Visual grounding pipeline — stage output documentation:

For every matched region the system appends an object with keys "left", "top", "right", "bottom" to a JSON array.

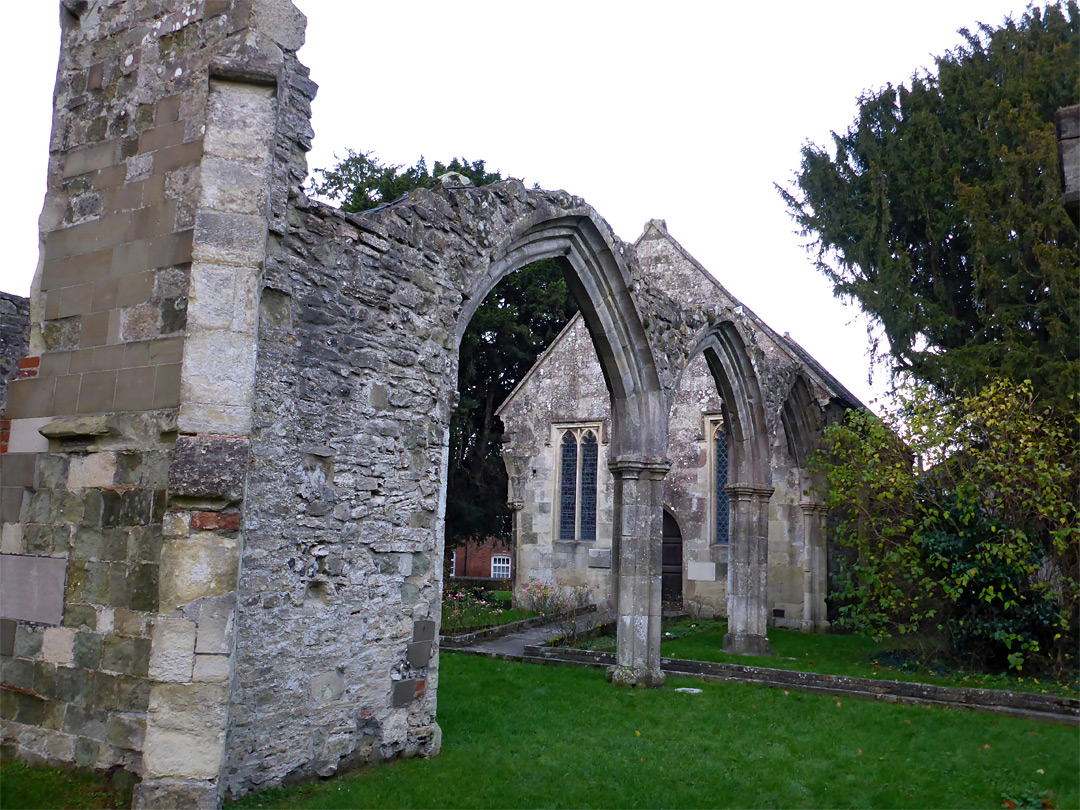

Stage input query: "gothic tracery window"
[
  {"left": 557, "top": 426, "right": 599, "bottom": 541},
  {"left": 712, "top": 419, "right": 730, "bottom": 545}
]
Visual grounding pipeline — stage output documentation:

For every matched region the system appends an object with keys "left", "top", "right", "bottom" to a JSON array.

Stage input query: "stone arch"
[
  {"left": 781, "top": 375, "right": 829, "bottom": 629},
  {"left": 455, "top": 208, "right": 668, "bottom": 686},
  {"left": 682, "top": 320, "right": 772, "bottom": 654}
]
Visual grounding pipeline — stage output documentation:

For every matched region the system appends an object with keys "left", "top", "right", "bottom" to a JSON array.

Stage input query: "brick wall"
[{"left": 451, "top": 537, "right": 512, "bottom": 579}]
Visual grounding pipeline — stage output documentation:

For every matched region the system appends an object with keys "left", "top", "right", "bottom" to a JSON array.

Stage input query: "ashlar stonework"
[{"left": 1, "top": 1, "right": 858, "bottom": 807}]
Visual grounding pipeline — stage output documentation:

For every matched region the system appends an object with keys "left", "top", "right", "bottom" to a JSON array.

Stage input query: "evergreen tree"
[{"left": 780, "top": 2, "right": 1079, "bottom": 413}]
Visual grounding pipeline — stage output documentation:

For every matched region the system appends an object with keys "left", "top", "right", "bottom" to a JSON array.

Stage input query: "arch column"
[
  {"left": 723, "top": 483, "right": 774, "bottom": 655},
  {"left": 607, "top": 455, "right": 670, "bottom": 687},
  {"left": 799, "top": 501, "right": 829, "bottom": 632}
]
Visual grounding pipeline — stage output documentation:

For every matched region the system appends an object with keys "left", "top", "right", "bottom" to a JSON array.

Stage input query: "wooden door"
[{"left": 662, "top": 510, "right": 683, "bottom": 606}]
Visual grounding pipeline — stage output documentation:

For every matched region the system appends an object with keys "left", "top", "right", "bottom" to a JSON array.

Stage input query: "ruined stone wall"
[
  {"left": 230, "top": 179, "right": 660, "bottom": 793},
  {"left": 1, "top": 1, "right": 313, "bottom": 806},
  {"left": 0, "top": 292, "right": 31, "bottom": 419},
  {"left": 1, "top": 1, "right": 237, "bottom": 784}
]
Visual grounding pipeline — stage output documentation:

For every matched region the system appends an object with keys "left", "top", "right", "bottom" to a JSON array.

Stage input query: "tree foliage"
[
  {"left": 781, "top": 3, "right": 1079, "bottom": 412},
  {"left": 310, "top": 149, "right": 503, "bottom": 214},
  {"left": 815, "top": 379, "right": 1078, "bottom": 674},
  {"left": 311, "top": 150, "right": 577, "bottom": 548}
]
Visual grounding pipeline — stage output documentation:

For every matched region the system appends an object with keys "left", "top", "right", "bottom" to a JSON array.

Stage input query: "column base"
[
  {"left": 606, "top": 664, "right": 666, "bottom": 688},
  {"left": 722, "top": 631, "right": 770, "bottom": 656}
]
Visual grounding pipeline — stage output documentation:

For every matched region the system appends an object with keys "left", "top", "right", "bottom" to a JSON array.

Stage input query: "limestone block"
[
  {"left": 687, "top": 561, "right": 715, "bottom": 581},
  {"left": 199, "top": 158, "right": 269, "bottom": 218},
  {"left": 68, "top": 453, "right": 117, "bottom": 489},
  {"left": 159, "top": 533, "right": 241, "bottom": 613},
  {"left": 192, "top": 653, "right": 230, "bottom": 682},
  {"left": 192, "top": 210, "right": 268, "bottom": 268},
  {"left": 7, "top": 418, "right": 51, "bottom": 454},
  {"left": 186, "top": 262, "right": 259, "bottom": 334},
  {"left": 41, "top": 627, "right": 76, "bottom": 665},
  {"left": 194, "top": 596, "right": 235, "bottom": 655},
  {"left": 143, "top": 682, "right": 229, "bottom": 779},
  {"left": 177, "top": 331, "right": 257, "bottom": 434},
  {"left": 148, "top": 618, "right": 196, "bottom": 682},
  {"left": 1, "top": 523, "right": 25, "bottom": 554},
  {"left": 204, "top": 82, "right": 277, "bottom": 162}
]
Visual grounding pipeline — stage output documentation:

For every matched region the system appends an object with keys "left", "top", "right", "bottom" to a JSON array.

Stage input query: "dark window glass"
[
  {"left": 715, "top": 427, "right": 730, "bottom": 545},
  {"left": 580, "top": 431, "right": 598, "bottom": 541},
  {"left": 559, "top": 431, "right": 578, "bottom": 540}
]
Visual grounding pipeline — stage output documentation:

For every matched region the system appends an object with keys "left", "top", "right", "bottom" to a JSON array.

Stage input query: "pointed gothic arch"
[
  {"left": 456, "top": 209, "right": 669, "bottom": 686},
  {"left": 682, "top": 320, "right": 773, "bottom": 655}
]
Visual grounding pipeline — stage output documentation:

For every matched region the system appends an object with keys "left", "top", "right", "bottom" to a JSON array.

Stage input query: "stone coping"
[
  {"left": 439, "top": 605, "right": 597, "bottom": 649},
  {"left": 496, "top": 645, "right": 1080, "bottom": 725}
]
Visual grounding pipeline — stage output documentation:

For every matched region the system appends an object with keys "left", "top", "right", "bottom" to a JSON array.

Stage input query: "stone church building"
[{"left": 499, "top": 220, "right": 863, "bottom": 628}]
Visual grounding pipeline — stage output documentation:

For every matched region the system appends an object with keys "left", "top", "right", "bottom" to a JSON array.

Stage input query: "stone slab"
[
  {"left": 687, "top": 561, "right": 716, "bottom": 581},
  {"left": 0, "top": 554, "right": 68, "bottom": 625}
]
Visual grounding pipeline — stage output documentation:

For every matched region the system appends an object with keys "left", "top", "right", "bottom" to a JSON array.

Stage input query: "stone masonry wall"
[
  {"left": 229, "top": 179, "right": 670, "bottom": 793},
  {"left": 498, "top": 315, "right": 615, "bottom": 606},
  {"left": 2, "top": 1, "right": 234, "bottom": 783},
  {"left": 1, "top": 2, "right": 310, "bottom": 806},
  {"left": 0, "top": 293, "right": 31, "bottom": 417}
]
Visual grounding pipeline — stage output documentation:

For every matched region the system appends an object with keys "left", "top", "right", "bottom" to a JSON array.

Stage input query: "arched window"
[
  {"left": 712, "top": 420, "right": 730, "bottom": 545},
  {"left": 557, "top": 427, "right": 599, "bottom": 541}
]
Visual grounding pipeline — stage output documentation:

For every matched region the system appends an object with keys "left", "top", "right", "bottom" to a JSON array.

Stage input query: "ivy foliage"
[
  {"left": 780, "top": 3, "right": 1079, "bottom": 413},
  {"left": 815, "top": 379, "right": 1078, "bottom": 674},
  {"left": 311, "top": 150, "right": 577, "bottom": 547}
]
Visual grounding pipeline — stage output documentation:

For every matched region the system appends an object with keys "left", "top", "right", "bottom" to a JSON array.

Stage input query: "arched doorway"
[{"left": 661, "top": 509, "right": 683, "bottom": 606}]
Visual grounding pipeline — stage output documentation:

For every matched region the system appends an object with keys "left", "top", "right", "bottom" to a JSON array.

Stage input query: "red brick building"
[{"left": 448, "top": 537, "right": 512, "bottom": 580}]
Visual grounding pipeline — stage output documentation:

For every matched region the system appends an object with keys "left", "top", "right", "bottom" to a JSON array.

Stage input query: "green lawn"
[
  {"left": 225, "top": 653, "right": 1080, "bottom": 809},
  {"left": 0, "top": 761, "right": 131, "bottom": 809},
  {"left": 4, "top": 654, "right": 1077, "bottom": 809},
  {"left": 581, "top": 618, "right": 1079, "bottom": 698}
]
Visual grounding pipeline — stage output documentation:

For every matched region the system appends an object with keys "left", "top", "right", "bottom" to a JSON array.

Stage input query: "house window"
[
  {"left": 491, "top": 555, "right": 511, "bottom": 579},
  {"left": 712, "top": 419, "right": 730, "bottom": 545},
  {"left": 449, "top": 550, "right": 457, "bottom": 577},
  {"left": 557, "top": 426, "right": 599, "bottom": 541}
]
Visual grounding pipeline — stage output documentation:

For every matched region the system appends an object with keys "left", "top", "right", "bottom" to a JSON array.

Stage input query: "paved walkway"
[{"left": 453, "top": 611, "right": 614, "bottom": 657}]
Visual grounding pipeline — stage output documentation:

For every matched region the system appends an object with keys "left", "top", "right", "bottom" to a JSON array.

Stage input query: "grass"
[
  {"left": 225, "top": 653, "right": 1079, "bottom": 809},
  {"left": 0, "top": 761, "right": 132, "bottom": 809},
  {"left": 579, "top": 618, "right": 1080, "bottom": 698},
  {"left": 4, "top": 654, "right": 1077, "bottom": 809}
]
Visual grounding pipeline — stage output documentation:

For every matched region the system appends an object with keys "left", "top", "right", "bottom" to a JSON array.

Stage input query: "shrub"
[{"left": 815, "top": 379, "right": 1078, "bottom": 675}]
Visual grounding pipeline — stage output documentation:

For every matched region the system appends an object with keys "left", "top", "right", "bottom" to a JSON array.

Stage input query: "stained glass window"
[
  {"left": 715, "top": 424, "right": 730, "bottom": 545},
  {"left": 559, "top": 431, "right": 578, "bottom": 540},
  {"left": 580, "top": 431, "right": 598, "bottom": 541}
]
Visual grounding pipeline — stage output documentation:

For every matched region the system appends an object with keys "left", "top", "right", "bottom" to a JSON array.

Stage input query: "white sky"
[{"left": 1, "top": 1, "right": 1038, "bottom": 410}]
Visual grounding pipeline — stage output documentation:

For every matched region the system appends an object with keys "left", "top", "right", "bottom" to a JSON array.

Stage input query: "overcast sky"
[{"left": 2, "top": 1, "right": 1038, "bottom": 410}]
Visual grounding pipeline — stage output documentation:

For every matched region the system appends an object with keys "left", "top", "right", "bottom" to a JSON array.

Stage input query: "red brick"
[{"left": 190, "top": 511, "right": 242, "bottom": 531}]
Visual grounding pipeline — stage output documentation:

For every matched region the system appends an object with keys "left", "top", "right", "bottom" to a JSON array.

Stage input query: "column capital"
[
  {"left": 798, "top": 499, "right": 826, "bottom": 515},
  {"left": 726, "top": 483, "right": 774, "bottom": 501},
  {"left": 508, "top": 500, "right": 525, "bottom": 512},
  {"left": 607, "top": 455, "right": 672, "bottom": 480}
]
